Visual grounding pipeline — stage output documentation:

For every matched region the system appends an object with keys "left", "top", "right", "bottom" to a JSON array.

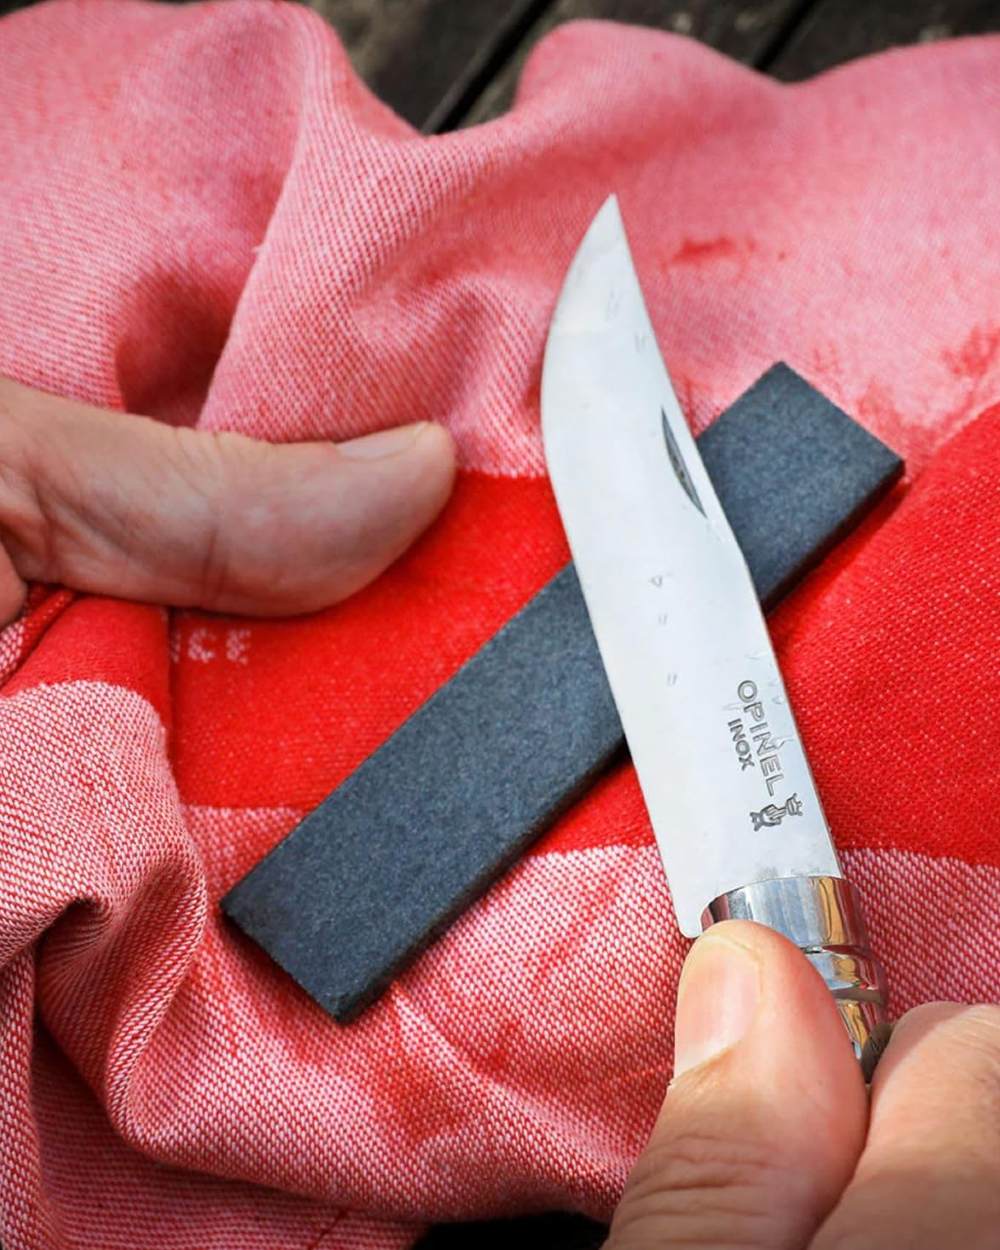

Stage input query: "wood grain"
[
  {"left": 459, "top": 0, "right": 807, "bottom": 126},
  {"left": 306, "top": 0, "right": 549, "bottom": 131},
  {"left": 767, "top": 0, "right": 1000, "bottom": 80}
]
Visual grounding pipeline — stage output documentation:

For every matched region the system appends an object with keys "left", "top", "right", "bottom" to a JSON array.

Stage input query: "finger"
[
  {"left": 0, "top": 379, "right": 455, "bottom": 620},
  {"left": 812, "top": 1002, "right": 1000, "bottom": 1249},
  {"left": 0, "top": 542, "right": 27, "bottom": 624},
  {"left": 607, "top": 920, "right": 868, "bottom": 1250}
]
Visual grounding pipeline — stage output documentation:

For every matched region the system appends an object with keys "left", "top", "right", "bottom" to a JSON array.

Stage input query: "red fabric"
[{"left": 1, "top": 2, "right": 998, "bottom": 1246}]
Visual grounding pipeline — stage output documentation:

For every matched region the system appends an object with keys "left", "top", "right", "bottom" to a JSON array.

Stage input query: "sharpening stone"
[{"left": 222, "top": 363, "right": 903, "bottom": 1022}]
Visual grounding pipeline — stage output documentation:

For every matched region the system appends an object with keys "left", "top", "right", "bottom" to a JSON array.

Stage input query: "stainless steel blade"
[{"left": 541, "top": 196, "right": 842, "bottom": 937}]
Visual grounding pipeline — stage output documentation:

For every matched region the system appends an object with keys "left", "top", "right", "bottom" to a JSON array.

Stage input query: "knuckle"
[
  {"left": 945, "top": 1006, "right": 1000, "bottom": 1138},
  {"left": 953, "top": 1003, "right": 1000, "bottom": 1056},
  {"left": 167, "top": 428, "right": 243, "bottom": 607},
  {"left": 812, "top": 1172, "right": 1000, "bottom": 1250},
  {"left": 612, "top": 1127, "right": 791, "bottom": 1248},
  {"left": 907, "top": 1003, "right": 1000, "bottom": 1112},
  {"left": 643, "top": 1126, "right": 780, "bottom": 1193},
  {"left": 809, "top": 1172, "right": 902, "bottom": 1250},
  {"left": 940, "top": 1005, "right": 1000, "bottom": 1150}
]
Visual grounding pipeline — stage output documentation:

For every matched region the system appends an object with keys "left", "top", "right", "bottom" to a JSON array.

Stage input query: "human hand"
[
  {"left": 608, "top": 920, "right": 1000, "bottom": 1249},
  {"left": 0, "top": 378, "right": 454, "bottom": 624}
]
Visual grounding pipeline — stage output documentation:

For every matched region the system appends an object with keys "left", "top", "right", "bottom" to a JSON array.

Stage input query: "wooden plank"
[
  {"left": 460, "top": 0, "right": 808, "bottom": 127},
  {"left": 767, "top": 0, "right": 1000, "bottom": 80},
  {"left": 306, "top": 0, "right": 549, "bottom": 131},
  {"left": 0, "top": 0, "right": 549, "bottom": 133}
]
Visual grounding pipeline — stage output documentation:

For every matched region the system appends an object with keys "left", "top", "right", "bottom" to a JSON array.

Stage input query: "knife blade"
[{"left": 541, "top": 196, "right": 889, "bottom": 1074}]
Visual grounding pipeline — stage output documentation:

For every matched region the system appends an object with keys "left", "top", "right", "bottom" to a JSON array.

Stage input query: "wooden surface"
[
  {"left": 307, "top": 0, "right": 549, "bottom": 132},
  {"left": 462, "top": 0, "right": 807, "bottom": 125},
  {"left": 769, "top": 0, "right": 1000, "bottom": 78},
  {"left": 303, "top": 0, "right": 1000, "bottom": 130}
]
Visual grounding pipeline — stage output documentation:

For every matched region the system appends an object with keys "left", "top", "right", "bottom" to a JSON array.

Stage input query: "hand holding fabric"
[{"left": 0, "top": 377, "right": 455, "bottom": 623}]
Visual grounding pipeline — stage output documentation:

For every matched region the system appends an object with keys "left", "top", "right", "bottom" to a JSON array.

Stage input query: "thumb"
[
  {"left": 608, "top": 920, "right": 869, "bottom": 1250},
  {"left": 0, "top": 379, "right": 455, "bottom": 620}
]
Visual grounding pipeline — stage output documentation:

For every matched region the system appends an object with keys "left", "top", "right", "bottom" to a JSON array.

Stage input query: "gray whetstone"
[{"left": 223, "top": 364, "right": 903, "bottom": 1021}]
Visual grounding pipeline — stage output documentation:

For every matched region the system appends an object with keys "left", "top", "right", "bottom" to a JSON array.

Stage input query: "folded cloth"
[{"left": 0, "top": 2, "right": 998, "bottom": 1247}]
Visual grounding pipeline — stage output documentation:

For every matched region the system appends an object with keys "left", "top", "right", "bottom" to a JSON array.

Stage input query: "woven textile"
[{"left": 0, "top": 3, "right": 998, "bottom": 1246}]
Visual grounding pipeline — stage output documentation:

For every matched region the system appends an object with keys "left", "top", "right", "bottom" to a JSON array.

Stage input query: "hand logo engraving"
[{"left": 750, "top": 793, "right": 803, "bottom": 830}]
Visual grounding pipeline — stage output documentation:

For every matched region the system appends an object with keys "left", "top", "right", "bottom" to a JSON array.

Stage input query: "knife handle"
[{"left": 702, "top": 876, "right": 891, "bottom": 1080}]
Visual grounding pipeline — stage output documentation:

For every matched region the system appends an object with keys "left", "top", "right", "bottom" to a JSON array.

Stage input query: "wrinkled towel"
[{"left": 1, "top": 2, "right": 998, "bottom": 1247}]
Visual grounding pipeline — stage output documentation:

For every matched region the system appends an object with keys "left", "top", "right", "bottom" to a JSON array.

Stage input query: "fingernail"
[
  {"left": 338, "top": 423, "right": 427, "bottom": 460},
  {"left": 673, "top": 933, "right": 761, "bottom": 1077}
]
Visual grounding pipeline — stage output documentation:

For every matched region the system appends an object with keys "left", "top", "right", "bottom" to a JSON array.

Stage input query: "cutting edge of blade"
[{"left": 540, "top": 194, "right": 624, "bottom": 435}]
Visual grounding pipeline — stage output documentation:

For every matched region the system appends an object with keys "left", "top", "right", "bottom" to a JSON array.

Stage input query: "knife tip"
[{"left": 593, "top": 191, "right": 621, "bottom": 229}]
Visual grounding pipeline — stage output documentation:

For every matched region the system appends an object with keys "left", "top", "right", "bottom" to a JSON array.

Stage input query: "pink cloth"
[{"left": 1, "top": 2, "right": 998, "bottom": 1247}]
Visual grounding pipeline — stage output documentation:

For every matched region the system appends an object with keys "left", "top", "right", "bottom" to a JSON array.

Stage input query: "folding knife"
[{"left": 541, "top": 196, "right": 890, "bottom": 1075}]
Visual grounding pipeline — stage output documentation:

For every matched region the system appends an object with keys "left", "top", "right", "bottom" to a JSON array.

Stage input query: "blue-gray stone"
[{"left": 222, "top": 363, "right": 903, "bottom": 1021}]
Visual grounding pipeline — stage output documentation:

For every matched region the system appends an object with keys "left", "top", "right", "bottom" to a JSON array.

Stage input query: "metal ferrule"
[{"left": 702, "top": 876, "right": 891, "bottom": 1080}]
